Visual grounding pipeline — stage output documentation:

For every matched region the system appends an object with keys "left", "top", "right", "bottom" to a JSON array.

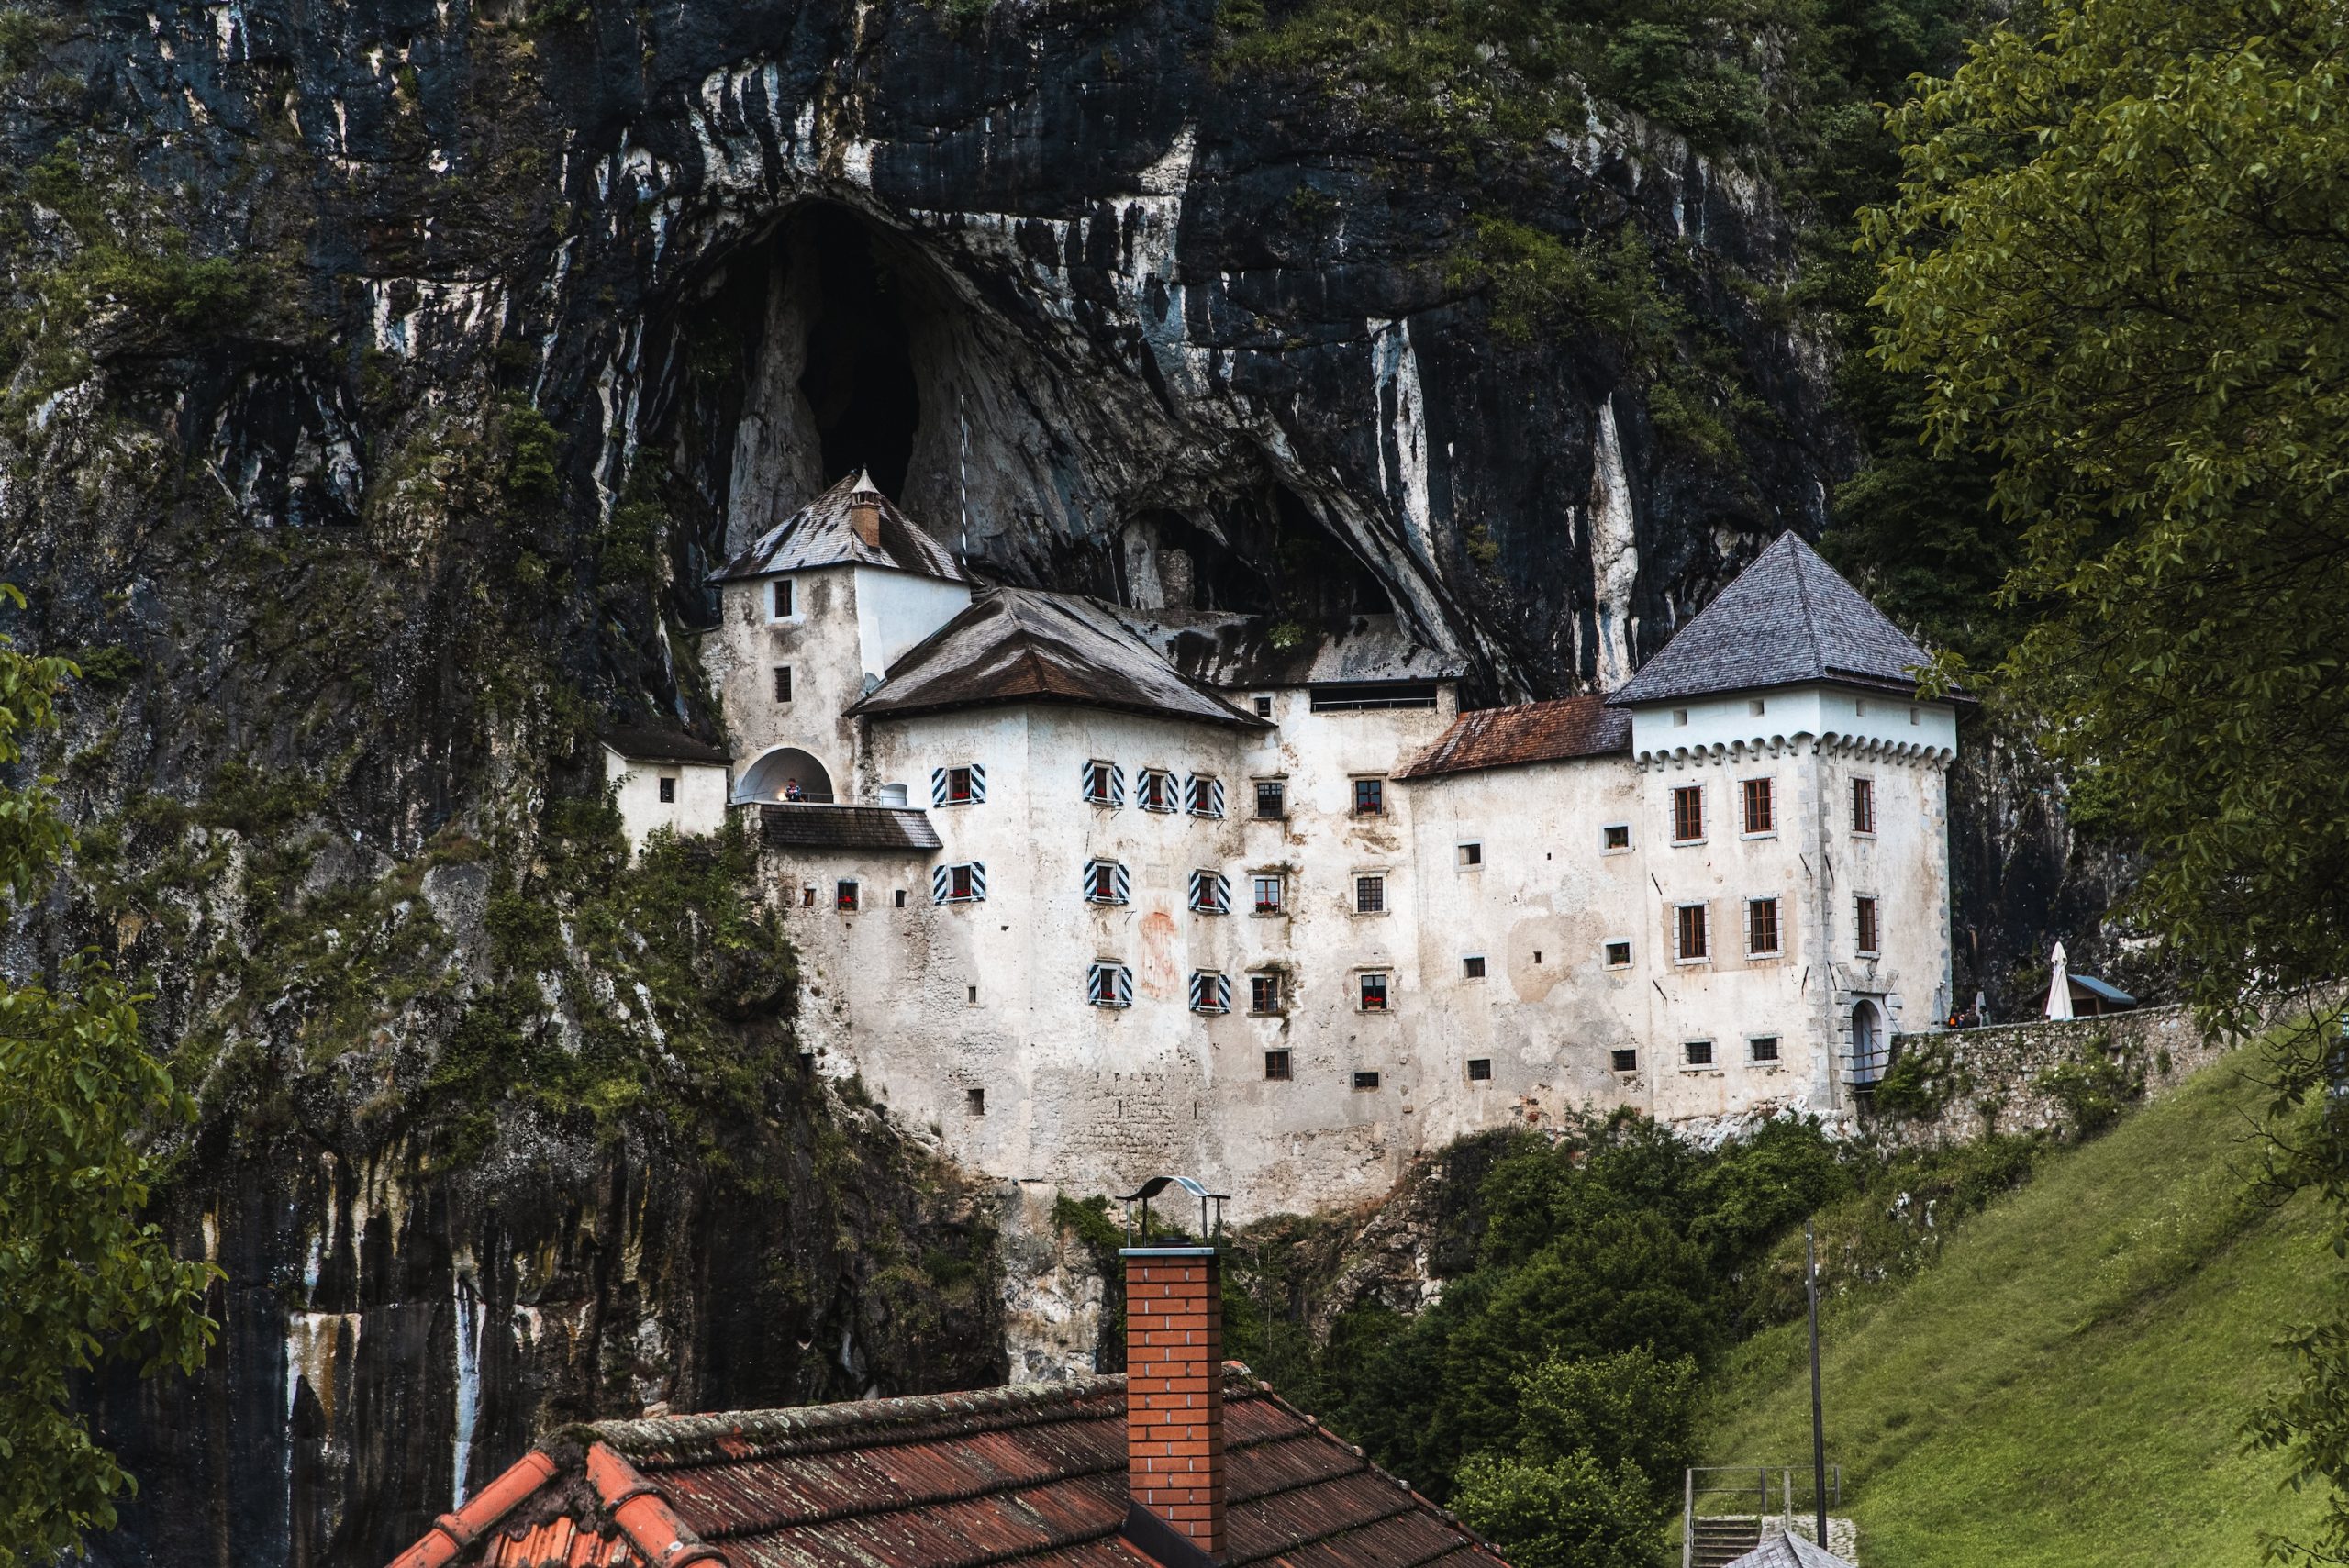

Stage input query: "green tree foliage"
[
  {"left": 0, "top": 591, "right": 217, "bottom": 1563},
  {"left": 1861, "top": 2, "right": 2349, "bottom": 1556},
  {"left": 1452, "top": 1448, "right": 1664, "bottom": 1568}
]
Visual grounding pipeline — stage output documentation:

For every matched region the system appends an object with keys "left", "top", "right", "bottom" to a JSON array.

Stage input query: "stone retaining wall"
[{"left": 1873, "top": 1004, "right": 2224, "bottom": 1147}]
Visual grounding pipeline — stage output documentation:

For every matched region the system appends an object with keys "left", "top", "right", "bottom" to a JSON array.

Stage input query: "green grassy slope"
[{"left": 1703, "top": 1053, "right": 2336, "bottom": 1567}]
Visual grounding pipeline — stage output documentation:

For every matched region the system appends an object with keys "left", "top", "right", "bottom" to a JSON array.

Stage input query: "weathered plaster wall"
[{"left": 603, "top": 749, "right": 731, "bottom": 851}]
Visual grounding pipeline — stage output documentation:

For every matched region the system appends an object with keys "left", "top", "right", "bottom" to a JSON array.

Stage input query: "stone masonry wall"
[{"left": 1873, "top": 1005, "right": 2223, "bottom": 1148}]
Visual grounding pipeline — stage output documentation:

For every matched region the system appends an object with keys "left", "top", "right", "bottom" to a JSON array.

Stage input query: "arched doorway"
[
  {"left": 1850, "top": 1000, "right": 1887, "bottom": 1086},
  {"left": 738, "top": 747, "right": 836, "bottom": 804}
]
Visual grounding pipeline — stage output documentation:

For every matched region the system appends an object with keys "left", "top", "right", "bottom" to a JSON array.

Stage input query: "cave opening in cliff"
[
  {"left": 1270, "top": 484, "right": 1393, "bottom": 617},
  {"left": 794, "top": 205, "right": 922, "bottom": 497}
]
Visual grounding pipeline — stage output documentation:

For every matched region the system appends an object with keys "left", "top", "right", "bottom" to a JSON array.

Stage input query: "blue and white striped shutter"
[
  {"left": 931, "top": 865, "right": 951, "bottom": 903},
  {"left": 930, "top": 768, "right": 948, "bottom": 806},
  {"left": 1209, "top": 778, "right": 1226, "bottom": 817},
  {"left": 1081, "top": 760, "right": 1099, "bottom": 803},
  {"left": 1212, "top": 873, "right": 1229, "bottom": 912},
  {"left": 1113, "top": 862, "right": 1131, "bottom": 904},
  {"left": 1187, "top": 869, "right": 1205, "bottom": 908},
  {"left": 969, "top": 764, "right": 986, "bottom": 803},
  {"left": 1112, "top": 764, "right": 1126, "bottom": 806},
  {"left": 1115, "top": 965, "right": 1133, "bottom": 1006},
  {"left": 1212, "top": 973, "right": 1230, "bottom": 1011},
  {"left": 968, "top": 862, "right": 985, "bottom": 899}
]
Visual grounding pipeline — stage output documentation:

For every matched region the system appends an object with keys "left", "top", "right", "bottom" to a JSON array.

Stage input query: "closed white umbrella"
[{"left": 2043, "top": 941, "right": 2074, "bottom": 1021}]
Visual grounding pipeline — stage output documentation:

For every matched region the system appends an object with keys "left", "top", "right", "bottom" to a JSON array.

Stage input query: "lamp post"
[{"left": 1807, "top": 1217, "right": 1829, "bottom": 1551}]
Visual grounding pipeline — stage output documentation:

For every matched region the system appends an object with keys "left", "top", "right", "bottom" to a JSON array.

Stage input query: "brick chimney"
[
  {"left": 847, "top": 474, "right": 884, "bottom": 550},
  {"left": 1122, "top": 1244, "right": 1226, "bottom": 1564}
]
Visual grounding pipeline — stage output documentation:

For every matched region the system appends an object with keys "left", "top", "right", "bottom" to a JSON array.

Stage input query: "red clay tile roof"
[
  {"left": 389, "top": 1370, "right": 1501, "bottom": 1568},
  {"left": 1392, "top": 695, "right": 1630, "bottom": 781}
]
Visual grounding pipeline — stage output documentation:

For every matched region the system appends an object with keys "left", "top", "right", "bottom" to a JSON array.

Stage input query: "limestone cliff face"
[{"left": 0, "top": 0, "right": 2096, "bottom": 1562}]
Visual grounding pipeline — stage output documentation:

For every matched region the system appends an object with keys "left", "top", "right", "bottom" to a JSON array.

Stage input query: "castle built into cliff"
[{"left": 602, "top": 475, "right": 1960, "bottom": 1217}]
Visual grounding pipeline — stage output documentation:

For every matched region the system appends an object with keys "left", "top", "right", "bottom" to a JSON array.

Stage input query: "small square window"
[
  {"left": 1354, "top": 873, "right": 1386, "bottom": 914},
  {"left": 657, "top": 776, "right": 676, "bottom": 804},
  {"left": 1252, "top": 874, "right": 1286, "bottom": 915},
  {"left": 1083, "top": 761, "right": 1119, "bottom": 806},
  {"left": 1255, "top": 780, "right": 1286, "bottom": 819},
  {"left": 1742, "top": 776, "right": 1775, "bottom": 835},
  {"left": 770, "top": 578, "right": 794, "bottom": 618},
  {"left": 1672, "top": 785, "right": 1704, "bottom": 843},
  {"left": 1353, "top": 1071, "right": 1381, "bottom": 1090},
  {"left": 1359, "top": 973, "right": 1389, "bottom": 1011},
  {"left": 1264, "top": 1049, "right": 1292, "bottom": 1080},
  {"left": 773, "top": 665, "right": 793, "bottom": 703},
  {"left": 1603, "top": 823, "right": 1631, "bottom": 851},
  {"left": 1855, "top": 895, "right": 1881, "bottom": 955},
  {"left": 1467, "top": 1058, "right": 1493, "bottom": 1082},
  {"left": 1672, "top": 708, "right": 1689, "bottom": 727},
  {"left": 944, "top": 767, "right": 976, "bottom": 805},
  {"left": 1190, "top": 971, "right": 1231, "bottom": 1014},
  {"left": 1910, "top": 706, "right": 1921, "bottom": 725},
  {"left": 1611, "top": 1048, "right": 1639, "bottom": 1073},
  {"left": 1186, "top": 774, "right": 1224, "bottom": 817},
  {"left": 1748, "top": 897, "right": 1781, "bottom": 956},
  {"left": 1353, "top": 777, "right": 1386, "bottom": 816},
  {"left": 836, "top": 880, "right": 859, "bottom": 912},
  {"left": 1685, "top": 1040, "right": 1715, "bottom": 1067},
  {"left": 1853, "top": 777, "right": 1876, "bottom": 835},
  {"left": 1676, "top": 903, "right": 1709, "bottom": 962},
  {"left": 1458, "top": 841, "right": 1482, "bottom": 867},
  {"left": 1138, "top": 769, "right": 1175, "bottom": 812},
  {"left": 966, "top": 1087, "right": 985, "bottom": 1116},
  {"left": 1750, "top": 1036, "right": 1781, "bottom": 1063},
  {"left": 1250, "top": 973, "right": 1285, "bottom": 1015},
  {"left": 895, "top": 889, "right": 907, "bottom": 908},
  {"left": 1750, "top": 698, "right": 1765, "bottom": 717},
  {"left": 1604, "top": 940, "right": 1631, "bottom": 968},
  {"left": 1087, "top": 962, "right": 1132, "bottom": 1008},
  {"left": 801, "top": 885, "right": 816, "bottom": 908},
  {"left": 1463, "top": 954, "right": 1486, "bottom": 980},
  {"left": 946, "top": 865, "right": 978, "bottom": 901},
  {"left": 1254, "top": 695, "right": 1274, "bottom": 718}
]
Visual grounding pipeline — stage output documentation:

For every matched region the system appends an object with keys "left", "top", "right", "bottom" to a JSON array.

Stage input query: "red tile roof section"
[
  {"left": 388, "top": 1451, "right": 562, "bottom": 1568},
  {"left": 387, "top": 1372, "right": 1502, "bottom": 1568},
  {"left": 1392, "top": 695, "right": 1630, "bottom": 781}
]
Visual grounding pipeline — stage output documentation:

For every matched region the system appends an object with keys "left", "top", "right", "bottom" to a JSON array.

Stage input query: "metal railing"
[{"left": 1681, "top": 1465, "right": 1841, "bottom": 1568}]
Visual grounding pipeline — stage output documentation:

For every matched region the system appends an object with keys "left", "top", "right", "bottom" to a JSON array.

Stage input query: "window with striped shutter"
[
  {"left": 932, "top": 862, "right": 986, "bottom": 903},
  {"left": 932, "top": 765, "right": 985, "bottom": 806},
  {"left": 1087, "top": 962, "right": 1133, "bottom": 1008},
  {"left": 1081, "top": 760, "right": 1124, "bottom": 806},
  {"left": 1083, "top": 860, "right": 1130, "bottom": 905},
  {"left": 1187, "top": 871, "right": 1230, "bottom": 915},
  {"left": 1137, "top": 770, "right": 1175, "bottom": 812},
  {"left": 1186, "top": 775, "right": 1225, "bottom": 817},
  {"left": 1189, "top": 972, "right": 1230, "bottom": 1014}
]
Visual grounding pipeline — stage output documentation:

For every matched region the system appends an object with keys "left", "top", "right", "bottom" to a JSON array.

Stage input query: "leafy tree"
[
  {"left": 1862, "top": 1, "right": 2349, "bottom": 1556},
  {"left": 1510, "top": 1349, "right": 1701, "bottom": 1499},
  {"left": 1452, "top": 1448, "right": 1666, "bottom": 1568},
  {"left": 0, "top": 593, "right": 217, "bottom": 1562}
]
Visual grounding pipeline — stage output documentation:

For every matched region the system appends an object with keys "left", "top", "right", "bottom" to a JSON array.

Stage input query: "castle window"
[
  {"left": 1852, "top": 777, "right": 1876, "bottom": 835},
  {"left": 1672, "top": 709, "right": 1689, "bottom": 727},
  {"left": 895, "top": 889, "right": 907, "bottom": 908},
  {"left": 933, "top": 765, "right": 985, "bottom": 806},
  {"left": 1467, "top": 1058, "right": 1492, "bottom": 1082},
  {"left": 1086, "top": 962, "right": 1134, "bottom": 1008},
  {"left": 1685, "top": 1040, "right": 1715, "bottom": 1067},
  {"left": 1358, "top": 973, "right": 1389, "bottom": 1012},
  {"left": 1313, "top": 683, "right": 1437, "bottom": 711},
  {"left": 1675, "top": 903, "right": 1709, "bottom": 962},
  {"left": 801, "top": 886, "right": 816, "bottom": 907},
  {"left": 1603, "top": 823, "right": 1631, "bottom": 851},
  {"left": 1605, "top": 940, "right": 1632, "bottom": 968},
  {"left": 1189, "top": 971, "right": 1231, "bottom": 1014},
  {"left": 836, "top": 880, "right": 859, "bottom": 912},
  {"left": 966, "top": 1087, "right": 985, "bottom": 1116},
  {"left": 1137, "top": 769, "right": 1177, "bottom": 812},
  {"left": 1458, "top": 841, "right": 1482, "bottom": 867},
  {"left": 1252, "top": 874, "right": 1286, "bottom": 915},
  {"left": 932, "top": 862, "right": 986, "bottom": 904},
  {"left": 1354, "top": 874, "right": 1386, "bottom": 914},
  {"left": 1084, "top": 860, "right": 1131, "bottom": 906},
  {"left": 1742, "top": 777, "right": 1775, "bottom": 835},
  {"left": 1855, "top": 895, "right": 1881, "bottom": 955},
  {"left": 1747, "top": 897, "right": 1781, "bottom": 956},
  {"left": 1463, "top": 954, "right": 1486, "bottom": 980},
  {"left": 1250, "top": 973, "right": 1285, "bottom": 1015},
  {"left": 1081, "top": 760, "right": 1124, "bottom": 806},
  {"left": 1264, "top": 1049, "right": 1292, "bottom": 1080},
  {"left": 1352, "top": 1071, "right": 1381, "bottom": 1090},
  {"left": 1353, "top": 777, "right": 1386, "bottom": 816},
  {"left": 1611, "top": 1049, "right": 1639, "bottom": 1073},
  {"left": 770, "top": 578, "right": 794, "bottom": 619},
  {"left": 1254, "top": 695, "right": 1275, "bottom": 718},
  {"left": 1186, "top": 774, "right": 1226, "bottom": 817},
  {"left": 1749, "top": 1036, "right": 1781, "bottom": 1063},
  {"left": 657, "top": 776, "right": 676, "bottom": 804},
  {"left": 1188, "top": 870, "right": 1230, "bottom": 915},
  {"left": 773, "top": 665, "right": 793, "bottom": 704},
  {"left": 1254, "top": 779, "right": 1286, "bottom": 819},
  {"left": 1672, "top": 785, "right": 1704, "bottom": 843},
  {"left": 1750, "top": 698, "right": 1766, "bottom": 717}
]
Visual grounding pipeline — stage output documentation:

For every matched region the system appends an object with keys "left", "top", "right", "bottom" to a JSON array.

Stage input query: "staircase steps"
[{"left": 1689, "top": 1517, "right": 1764, "bottom": 1568}]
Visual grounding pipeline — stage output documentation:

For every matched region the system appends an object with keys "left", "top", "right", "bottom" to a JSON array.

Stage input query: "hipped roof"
[
  {"left": 710, "top": 473, "right": 970, "bottom": 585},
  {"left": 1609, "top": 532, "right": 1939, "bottom": 707},
  {"left": 852, "top": 589, "right": 1267, "bottom": 729},
  {"left": 385, "top": 1368, "right": 1504, "bottom": 1568}
]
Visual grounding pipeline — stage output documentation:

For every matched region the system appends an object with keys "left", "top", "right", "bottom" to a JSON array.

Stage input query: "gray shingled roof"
[
  {"left": 758, "top": 804, "right": 943, "bottom": 851},
  {"left": 850, "top": 589, "right": 1268, "bottom": 728},
  {"left": 600, "top": 726, "right": 732, "bottom": 765},
  {"left": 709, "top": 473, "right": 970, "bottom": 585},
  {"left": 1726, "top": 1530, "right": 1854, "bottom": 1568},
  {"left": 1609, "top": 532, "right": 1932, "bottom": 707}
]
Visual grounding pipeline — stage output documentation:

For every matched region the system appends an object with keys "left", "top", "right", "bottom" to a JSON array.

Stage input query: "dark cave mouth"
[{"left": 792, "top": 205, "right": 923, "bottom": 497}]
